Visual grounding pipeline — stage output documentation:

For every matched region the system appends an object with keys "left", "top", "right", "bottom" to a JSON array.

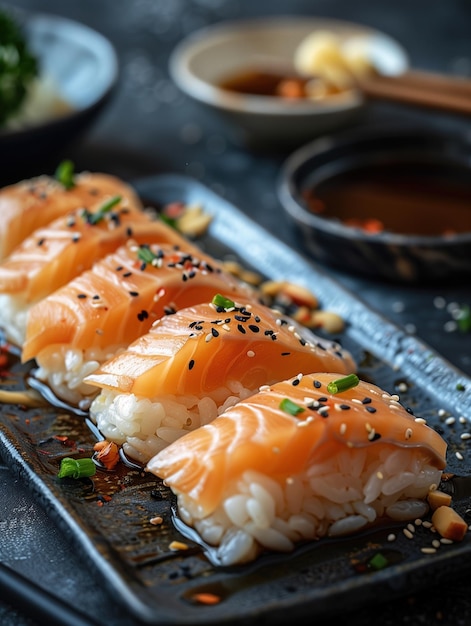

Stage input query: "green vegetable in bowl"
[{"left": 0, "top": 10, "right": 38, "bottom": 126}]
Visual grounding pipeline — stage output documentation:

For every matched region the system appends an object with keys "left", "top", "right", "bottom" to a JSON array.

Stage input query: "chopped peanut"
[
  {"left": 310, "top": 310, "right": 345, "bottom": 334},
  {"left": 431, "top": 506, "right": 468, "bottom": 542},
  {"left": 279, "top": 282, "right": 319, "bottom": 309},
  {"left": 176, "top": 204, "right": 213, "bottom": 237},
  {"left": 427, "top": 489, "right": 452, "bottom": 511}
]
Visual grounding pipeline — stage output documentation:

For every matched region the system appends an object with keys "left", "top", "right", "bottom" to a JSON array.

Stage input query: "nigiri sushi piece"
[
  {"left": 148, "top": 372, "right": 447, "bottom": 565},
  {"left": 22, "top": 246, "right": 257, "bottom": 406},
  {"left": 85, "top": 297, "right": 355, "bottom": 463},
  {"left": 0, "top": 169, "right": 142, "bottom": 260},
  {"left": 0, "top": 197, "right": 202, "bottom": 347}
]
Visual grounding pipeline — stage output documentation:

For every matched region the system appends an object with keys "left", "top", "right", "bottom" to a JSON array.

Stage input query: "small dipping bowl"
[
  {"left": 169, "top": 16, "right": 408, "bottom": 147},
  {"left": 278, "top": 127, "right": 471, "bottom": 283}
]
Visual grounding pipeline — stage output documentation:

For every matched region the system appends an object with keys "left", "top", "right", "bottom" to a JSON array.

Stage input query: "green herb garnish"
[
  {"left": 456, "top": 383, "right": 466, "bottom": 392},
  {"left": 457, "top": 304, "right": 471, "bottom": 334},
  {"left": 54, "top": 159, "right": 75, "bottom": 189},
  {"left": 137, "top": 245, "right": 158, "bottom": 265},
  {"left": 58, "top": 457, "right": 96, "bottom": 479},
  {"left": 279, "top": 397, "right": 305, "bottom": 417},
  {"left": 160, "top": 213, "right": 178, "bottom": 229},
  {"left": 368, "top": 552, "right": 389, "bottom": 571},
  {"left": 327, "top": 374, "right": 360, "bottom": 395},
  {"left": 212, "top": 294, "right": 235, "bottom": 310},
  {"left": 82, "top": 195, "right": 122, "bottom": 225},
  {"left": 0, "top": 10, "right": 38, "bottom": 126}
]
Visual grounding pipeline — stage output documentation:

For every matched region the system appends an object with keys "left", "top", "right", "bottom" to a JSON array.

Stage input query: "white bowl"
[{"left": 170, "top": 16, "right": 409, "bottom": 145}]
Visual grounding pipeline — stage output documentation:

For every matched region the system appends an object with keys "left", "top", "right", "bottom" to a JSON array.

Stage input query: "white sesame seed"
[
  {"left": 259, "top": 385, "right": 270, "bottom": 392},
  {"left": 422, "top": 521, "right": 433, "bottom": 529},
  {"left": 205, "top": 333, "right": 213, "bottom": 343},
  {"left": 456, "top": 451, "right": 464, "bottom": 460},
  {"left": 387, "top": 533, "right": 396, "bottom": 542},
  {"left": 340, "top": 423, "right": 347, "bottom": 435},
  {"left": 376, "top": 471, "right": 384, "bottom": 480},
  {"left": 286, "top": 477, "right": 294, "bottom": 485},
  {"left": 445, "top": 416, "right": 456, "bottom": 425},
  {"left": 440, "top": 538, "right": 453, "bottom": 545},
  {"left": 415, "top": 418, "right": 427, "bottom": 424},
  {"left": 438, "top": 409, "right": 447, "bottom": 417},
  {"left": 461, "top": 433, "right": 471, "bottom": 440},
  {"left": 460, "top": 416, "right": 468, "bottom": 424},
  {"left": 444, "top": 320, "right": 458, "bottom": 333},
  {"left": 352, "top": 398, "right": 363, "bottom": 405},
  {"left": 403, "top": 528, "right": 414, "bottom": 539},
  {"left": 390, "top": 394, "right": 400, "bottom": 402},
  {"left": 407, "top": 523, "right": 415, "bottom": 533},
  {"left": 414, "top": 519, "right": 423, "bottom": 526},
  {"left": 432, "top": 539, "right": 441, "bottom": 549},
  {"left": 405, "top": 428, "right": 413, "bottom": 439},
  {"left": 368, "top": 430, "right": 377, "bottom": 441},
  {"left": 246, "top": 350, "right": 255, "bottom": 358},
  {"left": 421, "top": 547, "right": 437, "bottom": 554},
  {"left": 397, "top": 382, "right": 408, "bottom": 393}
]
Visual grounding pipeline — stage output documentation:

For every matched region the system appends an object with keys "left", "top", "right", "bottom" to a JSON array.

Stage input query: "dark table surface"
[{"left": 1, "top": 1, "right": 471, "bottom": 625}]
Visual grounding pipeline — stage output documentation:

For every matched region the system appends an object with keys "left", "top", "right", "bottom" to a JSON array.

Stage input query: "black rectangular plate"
[{"left": 0, "top": 174, "right": 470, "bottom": 625}]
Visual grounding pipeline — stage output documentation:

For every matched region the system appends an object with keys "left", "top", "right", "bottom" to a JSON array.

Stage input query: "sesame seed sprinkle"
[
  {"left": 405, "top": 428, "right": 413, "bottom": 439},
  {"left": 456, "top": 451, "right": 464, "bottom": 460},
  {"left": 246, "top": 350, "right": 255, "bottom": 357},
  {"left": 403, "top": 528, "right": 414, "bottom": 539},
  {"left": 461, "top": 433, "right": 471, "bottom": 440},
  {"left": 421, "top": 547, "right": 437, "bottom": 554}
]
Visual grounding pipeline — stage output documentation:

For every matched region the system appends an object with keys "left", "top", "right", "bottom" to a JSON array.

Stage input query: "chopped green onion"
[
  {"left": 83, "top": 195, "right": 122, "bottom": 225},
  {"left": 327, "top": 374, "right": 360, "bottom": 395},
  {"left": 368, "top": 552, "right": 389, "bottom": 571},
  {"left": 456, "top": 383, "right": 466, "bottom": 392},
  {"left": 54, "top": 160, "right": 75, "bottom": 189},
  {"left": 160, "top": 213, "right": 178, "bottom": 229},
  {"left": 279, "top": 397, "right": 305, "bottom": 416},
  {"left": 212, "top": 294, "right": 235, "bottom": 310},
  {"left": 137, "top": 245, "right": 157, "bottom": 264},
  {"left": 58, "top": 457, "right": 96, "bottom": 479}
]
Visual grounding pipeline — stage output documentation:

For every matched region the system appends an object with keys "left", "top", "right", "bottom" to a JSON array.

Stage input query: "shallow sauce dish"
[
  {"left": 278, "top": 128, "right": 471, "bottom": 282},
  {"left": 169, "top": 16, "right": 408, "bottom": 146},
  {"left": 0, "top": 12, "right": 118, "bottom": 172}
]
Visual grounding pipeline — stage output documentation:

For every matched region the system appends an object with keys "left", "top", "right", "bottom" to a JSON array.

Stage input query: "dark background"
[{"left": 1, "top": 1, "right": 471, "bottom": 624}]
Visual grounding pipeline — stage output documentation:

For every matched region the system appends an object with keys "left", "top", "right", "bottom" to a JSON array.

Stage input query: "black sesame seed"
[
  {"left": 318, "top": 397, "right": 328, "bottom": 402},
  {"left": 211, "top": 328, "right": 219, "bottom": 338},
  {"left": 248, "top": 324, "right": 260, "bottom": 333},
  {"left": 237, "top": 324, "right": 246, "bottom": 334},
  {"left": 189, "top": 321, "right": 197, "bottom": 328},
  {"left": 292, "top": 379, "right": 300, "bottom": 386},
  {"left": 116, "top": 266, "right": 123, "bottom": 271},
  {"left": 235, "top": 315, "right": 249, "bottom": 322},
  {"left": 77, "top": 294, "right": 87, "bottom": 299},
  {"left": 137, "top": 310, "right": 149, "bottom": 322},
  {"left": 123, "top": 272, "right": 132, "bottom": 278},
  {"left": 406, "top": 407, "right": 415, "bottom": 415},
  {"left": 140, "top": 262, "right": 147, "bottom": 271},
  {"left": 129, "top": 291, "right": 139, "bottom": 297},
  {"left": 362, "top": 397, "right": 372, "bottom": 405},
  {"left": 299, "top": 338, "right": 307, "bottom": 346},
  {"left": 366, "top": 406, "right": 377, "bottom": 413},
  {"left": 316, "top": 343, "right": 326, "bottom": 351},
  {"left": 371, "top": 432, "right": 381, "bottom": 441},
  {"left": 254, "top": 316, "right": 261, "bottom": 323},
  {"left": 339, "top": 404, "right": 351, "bottom": 410},
  {"left": 313, "top": 380, "right": 322, "bottom": 388},
  {"left": 126, "top": 227, "right": 133, "bottom": 237},
  {"left": 281, "top": 352, "right": 290, "bottom": 356},
  {"left": 188, "top": 359, "right": 195, "bottom": 370},
  {"left": 93, "top": 295, "right": 100, "bottom": 300},
  {"left": 264, "top": 329, "right": 274, "bottom": 336},
  {"left": 194, "top": 324, "right": 203, "bottom": 331}
]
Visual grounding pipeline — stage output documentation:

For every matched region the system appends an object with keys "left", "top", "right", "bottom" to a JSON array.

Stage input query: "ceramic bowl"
[
  {"left": 169, "top": 16, "right": 408, "bottom": 146},
  {"left": 0, "top": 12, "right": 118, "bottom": 175},
  {"left": 278, "top": 127, "right": 471, "bottom": 283}
]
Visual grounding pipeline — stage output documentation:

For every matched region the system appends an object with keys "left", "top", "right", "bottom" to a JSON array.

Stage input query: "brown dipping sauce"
[
  {"left": 218, "top": 68, "right": 342, "bottom": 99},
  {"left": 303, "top": 161, "right": 471, "bottom": 236}
]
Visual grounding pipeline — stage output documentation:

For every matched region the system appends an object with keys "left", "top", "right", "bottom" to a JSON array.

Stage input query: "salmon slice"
[
  {"left": 0, "top": 171, "right": 142, "bottom": 260},
  {"left": 0, "top": 198, "right": 203, "bottom": 346},
  {"left": 147, "top": 372, "right": 447, "bottom": 564},
  {"left": 22, "top": 244, "right": 257, "bottom": 405},
  {"left": 84, "top": 299, "right": 355, "bottom": 463},
  {"left": 86, "top": 299, "right": 355, "bottom": 397}
]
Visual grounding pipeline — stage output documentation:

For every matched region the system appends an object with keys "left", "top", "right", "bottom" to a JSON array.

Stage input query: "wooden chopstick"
[{"left": 358, "top": 69, "right": 471, "bottom": 116}]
